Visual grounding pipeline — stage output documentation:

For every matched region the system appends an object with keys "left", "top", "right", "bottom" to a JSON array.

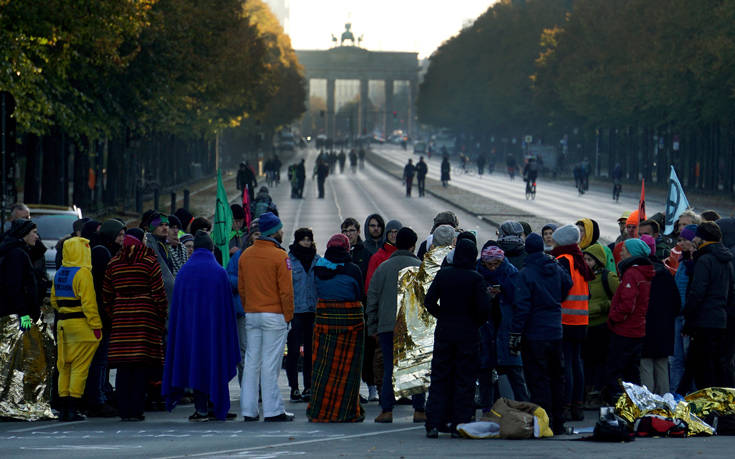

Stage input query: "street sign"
[{"left": 524, "top": 135, "right": 533, "bottom": 144}]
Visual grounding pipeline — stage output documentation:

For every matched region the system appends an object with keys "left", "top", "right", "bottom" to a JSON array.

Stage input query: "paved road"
[
  {"left": 3, "top": 146, "right": 734, "bottom": 457},
  {"left": 373, "top": 145, "right": 732, "bottom": 243}
]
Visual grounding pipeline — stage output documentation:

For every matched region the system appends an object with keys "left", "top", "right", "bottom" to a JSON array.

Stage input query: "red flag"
[
  {"left": 635, "top": 179, "right": 646, "bottom": 237},
  {"left": 242, "top": 185, "right": 252, "bottom": 228}
]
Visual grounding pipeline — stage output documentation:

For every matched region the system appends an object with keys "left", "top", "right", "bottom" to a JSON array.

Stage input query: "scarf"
[
  {"left": 551, "top": 244, "right": 595, "bottom": 281},
  {"left": 290, "top": 243, "right": 316, "bottom": 271}
]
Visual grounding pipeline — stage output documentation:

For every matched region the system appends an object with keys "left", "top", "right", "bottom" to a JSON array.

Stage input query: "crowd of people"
[{"left": 1, "top": 193, "right": 734, "bottom": 440}]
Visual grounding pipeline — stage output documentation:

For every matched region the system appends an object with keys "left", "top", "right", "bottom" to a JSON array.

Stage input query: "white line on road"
[
  {"left": 329, "top": 178, "right": 343, "bottom": 223},
  {"left": 154, "top": 426, "right": 424, "bottom": 459},
  {"left": 9, "top": 421, "right": 85, "bottom": 433}
]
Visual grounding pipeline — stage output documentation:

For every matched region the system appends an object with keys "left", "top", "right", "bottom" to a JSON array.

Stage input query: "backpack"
[
  {"left": 600, "top": 269, "right": 613, "bottom": 300},
  {"left": 253, "top": 200, "right": 270, "bottom": 218}
]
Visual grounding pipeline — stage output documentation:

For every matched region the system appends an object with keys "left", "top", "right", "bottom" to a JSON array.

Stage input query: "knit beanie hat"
[
  {"left": 679, "top": 224, "right": 697, "bottom": 242},
  {"left": 626, "top": 210, "right": 642, "bottom": 226},
  {"left": 126, "top": 227, "right": 145, "bottom": 242},
  {"left": 695, "top": 221, "right": 722, "bottom": 242},
  {"left": 481, "top": 245, "right": 505, "bottom": 262},
  {"left": 552, "top": 225, "right": 580, "bottom": 246},
  {"left": 9, "top": 219, "right": 36, "bottom": 239},
  {"left": 624, "top": 238, "right": 651, "bottom": 258},
  {"left": 230, "top": 204, "right": 245, "bottom": 220},
  {"left": 432, "top": 225, "right": 455, "bottom": 247},
  {"left": 639, "top": 234, "right": 656, "bottom": 256},
  {"left": 194, "top": 230, "right": 214, "bottom": 251},
  {"left": 148, "top": 214, "right": 169, "bottom": 232},
  {"left": 179, "top": 233, "right": 194, "bottom": 245},
  {"left": 100, "top": 219, "right": 125, "bottom": 241},
  {"left": 396, "top": 227, "right": 418, "bottom": 250},
  {"left": 258, "top": 212, "right": 282, "bottom": 237},
  {"left": 498, "top": 221, "right": 524, "bottom": 238},
  {"left": 525, "top": 233, "right": 544, "bottom": 254},
  {"left": 327, "top": 233, "right": 350, "bottom": 251}
]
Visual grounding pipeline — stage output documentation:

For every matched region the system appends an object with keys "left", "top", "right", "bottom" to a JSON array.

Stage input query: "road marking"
[
  {"left": 352, "top": 167, "right": 386, "bottom": 217},
  {"left": 9, "top": 421, "right": 85, "bottom": 433},
  {"left": 328, "top": 179, "right": 343, "bottom": 223},
  {"left": 21, "top": 444, "right": 143, "bottom": 451},
  {"left": 154, "top": 426, "right": 423, "bottom": 459}
]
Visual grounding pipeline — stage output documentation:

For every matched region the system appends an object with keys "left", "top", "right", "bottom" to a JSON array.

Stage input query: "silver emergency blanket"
[
  {"left": 392, "top": 245, "right": 452, "bottom": 398},
  {"left": 0, "top": 313, "right": 57, "bottom": 421}
]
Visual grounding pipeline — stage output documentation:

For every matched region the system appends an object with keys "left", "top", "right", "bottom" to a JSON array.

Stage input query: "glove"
[
  {"left": 93, "top": 329, "right": 102, "bottom": 340},
  {"left": 19, "top": 315, "right": 33, "bottom": 331},
  {"left": 509, "top": 333, "right": 522, "bottom": 356}
]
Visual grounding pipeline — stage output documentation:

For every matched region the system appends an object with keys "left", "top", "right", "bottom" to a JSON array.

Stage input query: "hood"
[
  {"left": 525, "top": 252, "right": 560, "bottom": 277},
  {"left": 583, "top": 243, "right": 606, "bottom": 267},
  {"left": 384, "top": 219, "right": 403, "bottom": 236},
  {"left": 363, "top": 213, "right": 385, "bottom": 242},
  {"left": 618, "top": 255, "right": 654, "bottom": 277},
  {"left": 717, "top": 218, "right": 735, "bottom": 251},
  {"left": 0, "top": 236, "right": 25, "bottom": 257},
  {"left": 61, "top": 237, "right": 92, "bottom": 269},
  {"left": 497, "top": 238, "right": 525, "bottom": 256},
  {"left": 576, "top": 218, "right": 594, "bottom": 249},
  {"left": 453, "top": 239, "right": 477, "bottom": 268},
  {"left": 697, "top": 242, "right": 734, "bottom": 264}
]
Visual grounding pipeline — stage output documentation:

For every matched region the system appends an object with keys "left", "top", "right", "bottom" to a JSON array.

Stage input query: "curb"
[{"left": 366, "top": 151, "right": 500, "bottom": 228}]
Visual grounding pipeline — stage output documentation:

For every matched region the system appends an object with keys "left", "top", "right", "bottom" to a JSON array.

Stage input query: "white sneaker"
[{"left": 368, "top": 385, "right": 379, "bottom": 401}]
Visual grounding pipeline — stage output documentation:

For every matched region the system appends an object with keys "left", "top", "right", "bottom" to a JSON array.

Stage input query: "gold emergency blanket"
[
  {"left": 614, "top": 381, "right": 714, "bottom": 436},
  {"left": 392, "top": 245, "right": 452, "bottom": 398},
  {"left": 685, "top": 387, "right": 735, "bottom": 418},
  {"left": 0, "top": 314, "right": 57, "bottom": 421}
]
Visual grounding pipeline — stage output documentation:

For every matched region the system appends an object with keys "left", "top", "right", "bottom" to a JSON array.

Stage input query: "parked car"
[
  {"left": 25, "top": 204, "right": 83, "bottom": 281},
  {"left": 413, "top": 142, "right": 427, "bottom": 154}
]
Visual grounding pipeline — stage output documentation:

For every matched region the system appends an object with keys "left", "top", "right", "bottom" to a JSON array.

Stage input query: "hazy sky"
[{"left": 286, "top": 1, "right": 496, "bottom": 58}]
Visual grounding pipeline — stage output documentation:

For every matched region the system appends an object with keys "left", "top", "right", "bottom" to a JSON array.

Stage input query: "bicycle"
[
  {"left": 525, "top": 177, "right": 536, "bottom": 200},
  {"left": 612, "top": 182, "right": 622, "bottom": 202}
]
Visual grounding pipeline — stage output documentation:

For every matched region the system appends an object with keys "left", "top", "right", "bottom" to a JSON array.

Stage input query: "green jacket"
[{"left": 584, "top": 244, "right": 620, "bottom": 327}]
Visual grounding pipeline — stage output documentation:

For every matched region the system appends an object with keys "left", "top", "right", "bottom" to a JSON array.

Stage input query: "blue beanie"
[
  {"left": 258, "top": 212, "right": 282, "bottom": 237},
  {"left": 525, "top": 233, "right": 544, "bottom": 254},
  {"left": 624, "top": 238, "right": 651, "bottom": 258}
]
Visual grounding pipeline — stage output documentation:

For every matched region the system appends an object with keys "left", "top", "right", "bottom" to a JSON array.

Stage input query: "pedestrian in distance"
[
  {"left": 103, "top": 228, "right": 168, "bottom": 421},
  {"left": 424, "top": 238, "right": 491, "bottom": 438},
  {"left": 441, "top": 155, "right": 451, "bottom": 187},
  {"left": 286, "top": 228, "right": 320, "bottom": 403},
  {"left": 239, "top": 212, "right": 295, "bottom": 422},
  {"left": 308, "top": 234, "right": 366, "bottom": 422},
  {"left": 403, "top": 159, "right": 416, "bottom": 197},
  {"left": 416, "top": 156, "right": 428, "bottom": 197}
]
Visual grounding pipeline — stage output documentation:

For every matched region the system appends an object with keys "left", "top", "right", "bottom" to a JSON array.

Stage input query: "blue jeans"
[
  {"left": 669, "top": 316, "right": 689, "bottom": 392},
  {"left": 378, "top": 332, "right": 425, "bottom": 412}
]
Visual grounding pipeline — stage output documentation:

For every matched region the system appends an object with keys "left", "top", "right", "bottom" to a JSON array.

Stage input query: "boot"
[
  {"left": 571, "top": 402, "right": 585, "bottom": 421},
  {"left": 58, "top": 396, "right": 69, "bottom": 422},
  {"left": 374, "top": 411, "right": 393, "bottom": 423},
  {"left": 64, "top": 397, "right": 86, "bottom": 422},
  {"left": 561, "top": 404, "right": 572, "bottom": 422}
]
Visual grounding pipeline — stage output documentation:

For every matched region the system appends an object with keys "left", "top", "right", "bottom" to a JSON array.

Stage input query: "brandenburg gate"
[{"left": 295, "top": 24, "right": 419, "bottom": 139}]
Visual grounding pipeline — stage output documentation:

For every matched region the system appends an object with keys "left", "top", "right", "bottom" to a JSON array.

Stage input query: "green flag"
[{"left": 213, "top": 169, "right": 233, "bottom": 267}]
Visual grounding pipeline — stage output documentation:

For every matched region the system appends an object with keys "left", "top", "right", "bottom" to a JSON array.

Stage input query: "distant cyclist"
[{"left": 523, "top": 157, "right": 538, "bottom": 197}]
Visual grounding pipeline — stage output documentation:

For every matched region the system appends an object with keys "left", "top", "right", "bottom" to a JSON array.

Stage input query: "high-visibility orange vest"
[{"left": 556, "top": 254, "right": 590, "bottom": 326}]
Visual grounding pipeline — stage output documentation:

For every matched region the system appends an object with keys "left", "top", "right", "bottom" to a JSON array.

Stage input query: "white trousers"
[{"left": 240, "top": 312, "right": 288, "bottom": 418}]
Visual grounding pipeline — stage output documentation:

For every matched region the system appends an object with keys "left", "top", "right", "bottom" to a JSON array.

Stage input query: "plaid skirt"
[{"left": 307, "top": 300, "right": 365, "bottom": 422}]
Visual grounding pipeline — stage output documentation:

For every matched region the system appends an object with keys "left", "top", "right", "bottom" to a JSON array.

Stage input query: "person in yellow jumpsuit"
[{"left": 51, "top": 237, "right": 102, "bottom": 421}]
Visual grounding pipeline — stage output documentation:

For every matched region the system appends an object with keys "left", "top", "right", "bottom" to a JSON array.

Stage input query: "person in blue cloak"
[{"left": 162, "top": 231, "right": 240, "bottom": 421}]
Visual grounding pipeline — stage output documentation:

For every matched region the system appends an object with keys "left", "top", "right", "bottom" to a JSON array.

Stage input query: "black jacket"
[
  {"left": 425, "top": 239, "right": 491, "bottom": 342},
  {"left": 350, "top": 239, "right": 372, "bottom": 286},
  {"left": 685, "top": 242, "right": 735, "bottom": 330},
  {"left": 642, "top": 258, "right": 681, "bottom": 358},
  {"left": 497, "top": 238, "right": 527, "bottom": 270},
  {"left": 0, "top": 237, "right": 40, "bottom": 320}
]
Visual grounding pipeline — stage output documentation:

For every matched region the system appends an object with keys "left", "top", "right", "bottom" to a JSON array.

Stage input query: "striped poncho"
[{"left": 103, "top": 239, "right": 168, "bottom": 367}]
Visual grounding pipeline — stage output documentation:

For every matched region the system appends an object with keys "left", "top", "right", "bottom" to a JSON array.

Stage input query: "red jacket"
[
  {"left": 364, "top": 242, "right": 398, "bottom": 293},
  {"left": 607, "top": 256, "right": 655, "bottom": 338}
]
